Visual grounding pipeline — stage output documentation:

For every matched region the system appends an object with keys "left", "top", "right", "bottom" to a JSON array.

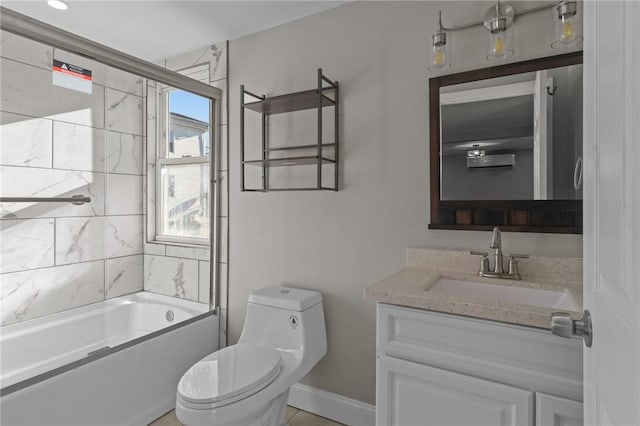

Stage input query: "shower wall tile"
[
  {"left": 0, "top": 166, "right": 105, "bottom": 219},
  {"left": 106, "top": 67, "right": 143, "bottom": 96},
  {"left": 143, "top": 239, "right": 166, "bottom": 256},
  {"left": 0, "top": 219, "right": 54, "bottom": 273},
  {"left": 166, "top": 245, "right": 210, "bottom": 261},
  {"left": 0, "top": 30, "right": 52, "bottom": 70},
  {"left": 143, "top": 254, "right": 198, "bottom": 300},
  {"left": 105, "top": 88, "right": 143, "bottom": 136},
  {"left": 0, "top": 260, "right": 104, "bottom": 326},
  {"left": 105, "top": 215, "right": 143, "bottom": 258},
  {"left": 1, "top": 58, "right": 105, "bottom": 128},
  {"left": 106, "top": 131, "right": 143, "bottom": 175},
  {"left": 55, "top": 217, "right": 106, "bottom": 265},
  {"left": 53, "top": 47, "right": 107, "bottom": 86},
  {"left": 165, "top": 43, "right": 226, "bottom": 82},
  {"left": 106, "top": 255, "right": 143, "bottom": 298},
  {"left": 53, "top": 121, "right": 106, "bottom": 172},
  {"left": 198, "top": 261, "right": 210, "bottom": 303},
  {"left": 0, "top": 112, "right": 53, "bottom": 168},
  {"left": 106, "top": 174, "right": 143, "bottom": 215}
]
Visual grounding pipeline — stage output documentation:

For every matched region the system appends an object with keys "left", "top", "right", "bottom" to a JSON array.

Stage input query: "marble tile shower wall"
[
  {"left": 144, "top": 42, "right": 228, "bottom": 319},
  {"left": 0, "top": 32, "right": 145, "bottom": 326}
]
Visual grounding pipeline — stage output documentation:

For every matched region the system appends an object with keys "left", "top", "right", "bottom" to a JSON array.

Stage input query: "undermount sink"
[{"left": 427, "top": 277, "right": 579, "bottom": 311}]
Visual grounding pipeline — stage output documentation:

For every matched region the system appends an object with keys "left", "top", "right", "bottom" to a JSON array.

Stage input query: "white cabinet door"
[
  {"left": 536, "top": 393, "right": 582, "bottom": 426},
  {"left": 583, "top": 1, "right": 640, "bottom": 425},
  {"left": 377, "top": 355, "right": 532, "bottom": 426}
]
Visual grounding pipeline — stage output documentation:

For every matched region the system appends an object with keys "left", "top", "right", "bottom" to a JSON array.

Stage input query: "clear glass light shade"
[
  {"left": 551, "top": 2, "right": 583, "bottom": 48},
  {"left": 428, "top": 32, "right": 451, "bottom": 72},
  {"left": 487, "top": 26, "right": 514, "bottom": 60}
]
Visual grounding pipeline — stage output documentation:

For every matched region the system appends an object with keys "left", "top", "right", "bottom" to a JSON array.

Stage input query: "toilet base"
[{"left": 177, "top": 389, "right": 290, "bottom": 426}]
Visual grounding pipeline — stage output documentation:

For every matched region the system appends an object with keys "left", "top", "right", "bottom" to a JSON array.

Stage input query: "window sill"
[{"left": 147, "top": 239, "right": 209, "bottom": 250}]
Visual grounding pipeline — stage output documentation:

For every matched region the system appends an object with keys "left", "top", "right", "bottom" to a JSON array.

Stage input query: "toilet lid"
[{"left": 177, "top": 344, "right": 281, "bottom": 405}]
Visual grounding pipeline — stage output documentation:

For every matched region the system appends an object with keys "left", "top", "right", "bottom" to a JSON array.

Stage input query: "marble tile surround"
[
  {"left": 0, "top": 35, "right": 149, "bottom": 325},
  {"left": 143, "top": 254, "right": 198, "bottom": 300}
]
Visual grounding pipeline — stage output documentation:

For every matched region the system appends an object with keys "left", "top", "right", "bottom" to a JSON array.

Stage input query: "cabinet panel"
[
  {"left": 377, "top": 304, "right": 583, "bottom": 401},
  {"left": 536, "top": 393, "right": 583, "bottom": 426},
  {"left": 377, "top": 355, "right": 533, "bottom": 426}
]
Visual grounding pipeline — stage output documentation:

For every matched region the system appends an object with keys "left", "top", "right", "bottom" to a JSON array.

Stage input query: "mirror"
[{"left": 429, "top": 52, "right": 583, "bottom": 233}]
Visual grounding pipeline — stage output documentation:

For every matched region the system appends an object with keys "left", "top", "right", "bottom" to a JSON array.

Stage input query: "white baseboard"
[{"left": 288, "top": 383, "right": 375, "bottom": 426}]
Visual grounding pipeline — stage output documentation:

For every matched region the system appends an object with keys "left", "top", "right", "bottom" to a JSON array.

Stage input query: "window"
[{"left": 156, "top": 88, "right": 212, "bottom": 244}]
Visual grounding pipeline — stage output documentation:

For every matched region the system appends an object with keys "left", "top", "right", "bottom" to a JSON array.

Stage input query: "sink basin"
[{"left": 427, "top": 278, "right": 579, "bottom": 311}]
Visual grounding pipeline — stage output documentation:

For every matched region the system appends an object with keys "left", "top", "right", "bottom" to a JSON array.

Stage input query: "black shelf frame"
[{"left": 241, "top": 68, "right": 339, "bottom": 192}]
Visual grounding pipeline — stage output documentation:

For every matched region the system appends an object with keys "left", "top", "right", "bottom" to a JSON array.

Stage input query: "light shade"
[
  {"left": 428, "top": 29, "right": 451, "bottom": 72},
  {"left": 484, "top": 2, "right": 515, "bottom": 61},
  {"left": 551, "top": 1, "right": 583, "bottom": 49}
]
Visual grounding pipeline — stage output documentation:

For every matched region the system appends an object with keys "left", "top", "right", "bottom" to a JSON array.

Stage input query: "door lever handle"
[{"left": 551, "top": 310, "right": 593, "bottom": 348}]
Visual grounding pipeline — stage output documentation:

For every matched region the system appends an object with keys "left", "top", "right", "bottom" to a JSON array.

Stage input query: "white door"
[{"left": 583, "top": 1, "right": 640, "bottom": 425}]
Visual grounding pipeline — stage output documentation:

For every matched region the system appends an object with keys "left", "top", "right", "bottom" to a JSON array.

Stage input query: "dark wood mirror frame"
[{"left": 429, "top": 52, "right": 583, "bottom": 234}]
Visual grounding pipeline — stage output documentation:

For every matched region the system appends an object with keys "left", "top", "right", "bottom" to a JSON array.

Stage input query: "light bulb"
[
  {"left": 562, "top": 20, "right": 573, "bottom": 40},
  {"left": 494, "top": 36, "right": 504, "bottom": 54},
  {"left": 434, "top": 47, "right": 444, "bottom": 65}
]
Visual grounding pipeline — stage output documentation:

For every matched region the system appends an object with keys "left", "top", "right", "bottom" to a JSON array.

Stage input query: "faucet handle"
[
  {"left": 509, "top": 254, "right": 529, "bottom": 259},
  {"left": 507, "top": 254, "right": 528, "bottom": 280},
  {"left": 470, "top": 251, "right": 490, "bottom": 275}
]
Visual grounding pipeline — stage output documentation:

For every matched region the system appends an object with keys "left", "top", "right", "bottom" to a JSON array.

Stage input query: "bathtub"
[{"left": 0, "top": 291, "right": 218, "bottom": 426}]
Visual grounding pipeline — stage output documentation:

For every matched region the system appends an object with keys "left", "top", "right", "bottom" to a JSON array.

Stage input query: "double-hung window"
[{"left": 156, "top": 87, "right": 212, "bottom": 245}]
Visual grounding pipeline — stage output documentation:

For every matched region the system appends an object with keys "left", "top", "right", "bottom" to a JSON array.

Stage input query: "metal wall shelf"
[{"left": 240, "top": 68, "right": 339, "bottom": 192}]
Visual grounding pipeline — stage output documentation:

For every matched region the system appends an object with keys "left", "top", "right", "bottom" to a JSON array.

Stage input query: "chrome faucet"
[
  {"left": 490, "top": 227, "right": 504, "bottom": 274},
  {"left": 470, "top": 227, "right": 529, "bottom": 280}
]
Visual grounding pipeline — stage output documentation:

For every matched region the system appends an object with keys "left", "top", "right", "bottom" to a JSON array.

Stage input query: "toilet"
[{"left": 175, "top": 286, "right": 327, "bottom": 426}]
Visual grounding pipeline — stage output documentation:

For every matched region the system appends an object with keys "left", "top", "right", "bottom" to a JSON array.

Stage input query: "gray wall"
[{"left": 228, "top": 1, "right": 583, "bottom": 405}]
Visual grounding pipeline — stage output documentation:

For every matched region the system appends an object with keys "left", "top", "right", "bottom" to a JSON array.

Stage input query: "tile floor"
[{"left": 149, "top": 406, "right": 345, "bottom": 426}]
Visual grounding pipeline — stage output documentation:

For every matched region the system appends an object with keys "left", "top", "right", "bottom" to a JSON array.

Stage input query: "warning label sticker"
[{"left": 52, "top": 59, "right": 93, "bottom": 94}]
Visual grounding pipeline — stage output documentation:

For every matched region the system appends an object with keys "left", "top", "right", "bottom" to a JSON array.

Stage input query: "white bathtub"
[{"left": 0, "top": 291, "right": 218, "bottom": 426}]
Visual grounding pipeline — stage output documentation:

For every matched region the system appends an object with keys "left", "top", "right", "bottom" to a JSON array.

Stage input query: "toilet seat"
[{"left": 177, "top": 344, "right": 281, "bottom": 409}]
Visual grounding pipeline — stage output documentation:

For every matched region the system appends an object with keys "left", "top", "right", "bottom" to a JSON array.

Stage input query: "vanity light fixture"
[
  {"left": 484, "top": 1, "right": 515, "bottom": 60},
  {"left": 428, "top": 10, "right": 451, "bottom": 72},
  {"left": 551, "top": 1, "right": 583, "bottom": 48},
  {"left": 47, "top": 0, "right": 69, "bottom": 10},
  {"left": 429, "top": 1, "right": 583, "bottom": 73}
]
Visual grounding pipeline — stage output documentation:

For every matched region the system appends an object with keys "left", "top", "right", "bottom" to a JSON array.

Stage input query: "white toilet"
[{"left": 175, "top": 286, "right": 327, "bottom": 426}]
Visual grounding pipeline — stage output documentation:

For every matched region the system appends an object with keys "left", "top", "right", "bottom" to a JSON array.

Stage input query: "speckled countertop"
[{"left": 365, "top": 248, "right": 583, "bottom": 329}]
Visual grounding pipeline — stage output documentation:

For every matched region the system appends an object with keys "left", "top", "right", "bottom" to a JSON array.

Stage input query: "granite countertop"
[{"left": 365, "top": 248, "right": 583, "bottom": 329}]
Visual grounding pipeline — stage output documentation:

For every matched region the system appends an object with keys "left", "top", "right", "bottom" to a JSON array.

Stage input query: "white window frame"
[{"left": 154, "top": 84, "right": 213, "bottom": 246}]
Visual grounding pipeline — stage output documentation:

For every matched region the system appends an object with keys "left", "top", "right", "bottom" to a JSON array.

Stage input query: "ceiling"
[{"left": 1, "top": 1, "right": 344, "bottom": 61}]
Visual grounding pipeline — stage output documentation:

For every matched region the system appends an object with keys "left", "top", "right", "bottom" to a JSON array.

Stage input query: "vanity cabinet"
[{"left": 376, "top": 304, "right": 583, "bottom": 426}]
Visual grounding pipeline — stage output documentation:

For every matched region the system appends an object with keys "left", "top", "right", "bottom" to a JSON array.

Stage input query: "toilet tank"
[{"left": 238, "top": 287, "right": 326, "bottom": 363}]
